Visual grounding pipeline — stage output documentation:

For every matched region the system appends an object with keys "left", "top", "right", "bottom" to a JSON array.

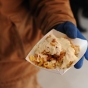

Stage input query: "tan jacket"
[{"left": 0, "top": 0, "right": 76, "bottom": 88}]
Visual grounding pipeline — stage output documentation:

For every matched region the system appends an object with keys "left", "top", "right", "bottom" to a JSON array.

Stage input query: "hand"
[{"left": 55, "top": 21, "right": 88, "bottom": 69}]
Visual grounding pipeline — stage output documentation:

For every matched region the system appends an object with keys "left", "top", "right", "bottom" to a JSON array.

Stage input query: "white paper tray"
[{"left": 26, "top": 29, "right": 88, "bottom": 75}]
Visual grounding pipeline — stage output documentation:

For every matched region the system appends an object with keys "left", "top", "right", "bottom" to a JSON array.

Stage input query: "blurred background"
[{"left": 37, "top": 0, "right": 88, "bottom": 88}]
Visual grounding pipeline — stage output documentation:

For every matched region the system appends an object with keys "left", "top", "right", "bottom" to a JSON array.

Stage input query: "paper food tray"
[{"left": 26, "top": 29, "right": 88, "bottom": 75}]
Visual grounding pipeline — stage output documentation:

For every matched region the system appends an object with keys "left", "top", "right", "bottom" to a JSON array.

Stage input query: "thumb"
[{"left": 64, "top": 22, "right": 77, "bottom": 38}]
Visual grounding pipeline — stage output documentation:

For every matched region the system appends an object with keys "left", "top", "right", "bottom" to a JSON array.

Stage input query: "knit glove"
[{"left": 55, "top": 21, "right": 88, "bottom": 69}]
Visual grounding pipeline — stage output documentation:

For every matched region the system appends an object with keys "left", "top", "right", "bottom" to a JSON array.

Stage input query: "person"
[{"left": 0, "top": 0, "right": 88, "bottom": 88}]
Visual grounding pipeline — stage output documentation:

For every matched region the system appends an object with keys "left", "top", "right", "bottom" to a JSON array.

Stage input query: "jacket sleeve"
[{"left": 29, "top": 0, "right": 76, "bottom": 34}]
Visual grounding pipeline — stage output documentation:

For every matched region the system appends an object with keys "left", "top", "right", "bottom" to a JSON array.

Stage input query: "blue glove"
[{"left": 55, "top": 21, "right": 88, "bottom": 69}]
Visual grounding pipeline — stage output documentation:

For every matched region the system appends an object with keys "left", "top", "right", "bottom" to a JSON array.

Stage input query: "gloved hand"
[{"left": 54, "top": 21, "right": 88, "bottom": 69}]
